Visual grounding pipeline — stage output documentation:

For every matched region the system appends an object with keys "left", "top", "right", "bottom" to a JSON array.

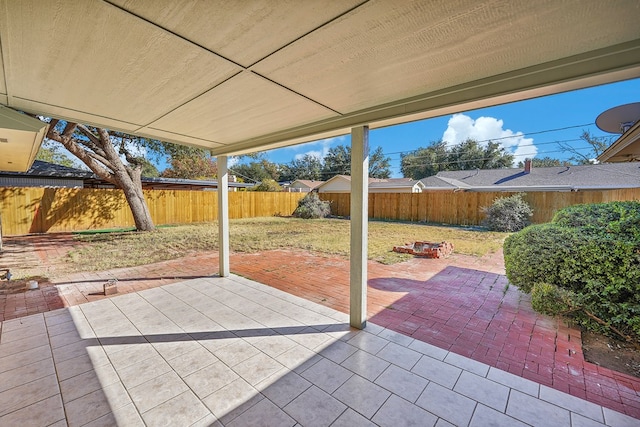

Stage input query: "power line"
[
  {"left": 228, "top": 168, "right": 260, "bottom": 183},
  {"left": 395, "top": 146, "right": 596, "bottom": 170},
  {"left": 239, "top": 120, "right": 605, "bottom": 179},
  {"left": 383, "top": 123, "right": 596, "bottom": 157}
]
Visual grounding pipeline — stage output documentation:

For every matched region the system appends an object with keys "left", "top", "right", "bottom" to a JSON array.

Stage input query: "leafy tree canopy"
[
  {"left": 516, "top": 157, "right": 572, "bottom": 168},
  {"left": 401, "top": 139, "right": 514, "bottom": 179},
  {"left": 231, "top": 159, "right": 282, "bottom": 183},
  {"left": 36, "top": 140, "right": 83, "bottom": 169},
  {"left": 161, "top": 154, "right": 216, "bottom": 179},
  {"left": 321, "top": 145, "right": 391, "bottom": 179},
  {"left": 279, "top": 154, "right": 323, "bottom": 182}
]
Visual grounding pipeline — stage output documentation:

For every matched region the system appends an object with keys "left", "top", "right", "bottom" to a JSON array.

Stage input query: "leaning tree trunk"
[
  {"left": 114, "top": 169, "right": 155, "bottom": 231},
  {"left": 45, "top": 120, "right": 156, "bottom": 231}
]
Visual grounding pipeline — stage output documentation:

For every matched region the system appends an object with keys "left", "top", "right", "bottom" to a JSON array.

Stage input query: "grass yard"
[{"left": 66, "top": 217, "right": 509, "bottom": 271}]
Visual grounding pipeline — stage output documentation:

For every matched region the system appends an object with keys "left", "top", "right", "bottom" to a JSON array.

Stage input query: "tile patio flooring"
[{"left": 1, "top": 274, "right": 638, "bottom": 427}]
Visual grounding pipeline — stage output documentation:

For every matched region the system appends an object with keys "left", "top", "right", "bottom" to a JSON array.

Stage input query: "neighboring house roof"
[
  {"left": 0, "top": 160, "right": 93, "bottom": 179},
  {"left": 290, "top": 179, "right": 324, "bottom": 190},
  {"left": 419, "top": 176, "right": 463, "bottom": 190},
  {"left": 369, "top": 178, "right": 424, "bottom": 190},
  {"left": 0, "top": 160, "right": 253, "bottom": 190},
  {"left": 139, "top": 176, "right": 253, "bottom": 190},
  {"left": 320, "top": 174, "right": 393, "bottom": 186},
  {"left": 420, "top": 162, "right": 640, "bottom": 191},
  {"left": 316, "top": 175, "right": 424, "bottom": 192}
]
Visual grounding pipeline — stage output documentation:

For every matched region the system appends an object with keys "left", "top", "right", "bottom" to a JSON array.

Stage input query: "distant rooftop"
[{"left": 420, "top": 162, "right": 640, "bottom": 191}]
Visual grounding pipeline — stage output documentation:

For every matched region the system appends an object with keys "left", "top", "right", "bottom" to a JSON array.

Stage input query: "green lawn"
[{"left": 66, "top": 217, "right": 509, "bottom": 271}]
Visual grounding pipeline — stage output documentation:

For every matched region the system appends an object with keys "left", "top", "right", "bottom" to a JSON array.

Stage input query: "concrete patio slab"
[{"left": 1, "top": 274, "right": 638, "bottom": 426}]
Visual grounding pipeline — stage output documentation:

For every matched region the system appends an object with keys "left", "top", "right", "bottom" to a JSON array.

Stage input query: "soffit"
[
  {"left": 598, "top": 123, "right": 640, "bottom": 163},
  {"left": 0, "top": 106, "right": 48, "bottom": 172},
  {"left": 0, "top": 0, "right": 639, "bottom": 161}
]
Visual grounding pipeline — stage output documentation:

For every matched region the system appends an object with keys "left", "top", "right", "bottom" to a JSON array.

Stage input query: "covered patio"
[{"left": 1, "top": 1, "right": 640, "bottom": 425}]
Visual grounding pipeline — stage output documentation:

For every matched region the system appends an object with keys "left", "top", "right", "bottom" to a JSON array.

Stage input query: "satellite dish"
[{"left": 596, "top": 102, "right": 640, "bottom": 134}]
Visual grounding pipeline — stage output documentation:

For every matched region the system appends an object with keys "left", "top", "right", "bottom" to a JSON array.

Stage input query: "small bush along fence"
[
  {"left": 504, "top": 201, "right": 640, "bottom": 344},
  {"left": 292, "top": 193, "right": 331, "bottom": 219},
  {"left": 481, "top": 193, "right": 533, "bottom": 232}
]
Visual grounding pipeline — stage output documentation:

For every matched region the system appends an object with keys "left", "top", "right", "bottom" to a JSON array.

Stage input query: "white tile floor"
[{"left": 0, "top": 274, "right": 638, "bottom": 426}]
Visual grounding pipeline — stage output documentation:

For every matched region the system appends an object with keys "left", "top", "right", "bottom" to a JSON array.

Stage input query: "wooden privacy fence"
[
  {"left": 2, "top": 187, "right": 639, "bottom": 236},
  {"left": 320, "top": 188, "right": 640, "bottom": 225},
  {"left": 0, "top": 188, "right": 305, "bottom": 236}
]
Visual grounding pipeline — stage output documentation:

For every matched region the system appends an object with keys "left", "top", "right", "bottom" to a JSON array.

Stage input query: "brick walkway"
[{"left": 1, "top": 234, "right": 639, "bottom": 419}]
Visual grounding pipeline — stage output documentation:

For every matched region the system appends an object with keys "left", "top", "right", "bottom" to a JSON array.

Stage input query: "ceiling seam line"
[
  {"left": 246, "top": 0, "right": 371, "bottom": 69},
  {"left": 139, "top": 126, "right": 224, "bottom": 146},
  {"left": 10, "top": 96, "right": 140, "bottom": 127},
  {"left": 249, "top": 71, "right": 343, "bottom": 116},
  {"left": 8, "top": 96, "right": 223, "bottom": 148},
  {"left": 0, "top": 1, "right": 11, "bottom": 103},
  {"left": 100, "top": 0, "right": 247, "bottom": 70},
  {"left": 135, "top": 71, "right": 245, "bottom": 132}
]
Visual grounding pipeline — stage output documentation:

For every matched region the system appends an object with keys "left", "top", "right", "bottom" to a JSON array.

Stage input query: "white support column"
[
  {"left": 350, "top": 126, "right": 369, "bottom": 329},
  {"left": 217, "top": 156, "right": 230, "bottom": 277}
]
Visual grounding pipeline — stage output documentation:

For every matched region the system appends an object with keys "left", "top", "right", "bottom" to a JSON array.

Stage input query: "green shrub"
[
  {"left": 481, "top": 193, "right": 533, "bottom": 232},
  {"left": 504, "top": 201, "right": 640, "bottom": 341},
  {"left": 552, "top": 201, "right": 640, "bottom": 240},
  {"left": 530, "top": 283, "right": 572, "bottom": 315},
  {"left": 252, "top": 179, "right": 282, "bottom": 192},
  {"left": 292, "top": 192, "right": 331, "bottom": 219},
  {"left": 503, "top": 223, "right": 580, "bottom": 293}
]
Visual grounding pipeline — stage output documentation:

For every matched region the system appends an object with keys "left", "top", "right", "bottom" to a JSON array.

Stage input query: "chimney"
[{"left": 524, "top": 158, "right": 532, "bottom": 174}]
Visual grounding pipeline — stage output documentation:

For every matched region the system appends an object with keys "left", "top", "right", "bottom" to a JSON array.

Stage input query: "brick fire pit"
[{"left": 392, "top": 241, "right": 454, "bottom": 258}]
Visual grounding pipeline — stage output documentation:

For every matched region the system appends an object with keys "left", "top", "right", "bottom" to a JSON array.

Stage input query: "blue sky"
[{"left": 254, "top": 77, "right": 640, "bottom": 178}]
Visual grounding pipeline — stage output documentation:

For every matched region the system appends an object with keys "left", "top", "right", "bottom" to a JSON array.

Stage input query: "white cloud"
[
  {"left": 442, "top": 113, "right": 536, "bottom": 166},
  {"left": 291, "top": 136, "right": 346, "bottom": 161}
]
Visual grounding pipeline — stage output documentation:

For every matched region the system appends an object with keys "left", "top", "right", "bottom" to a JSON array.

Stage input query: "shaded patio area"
[{"left": 1, "top": 274, "right": 637, "bottom": 426}]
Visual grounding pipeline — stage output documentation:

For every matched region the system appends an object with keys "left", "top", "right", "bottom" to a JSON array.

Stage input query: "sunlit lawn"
[{"left": 67, "top": 217, "right": 509, "bottom": 271}]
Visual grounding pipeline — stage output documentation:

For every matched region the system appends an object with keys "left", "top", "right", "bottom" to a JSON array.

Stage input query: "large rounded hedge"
[{"left": 504, "top": 201, "right": 640, "bottom": 340}]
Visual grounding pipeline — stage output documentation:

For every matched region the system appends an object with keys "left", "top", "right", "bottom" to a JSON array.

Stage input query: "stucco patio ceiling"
[{"left": 0, "top": 0, "right": 639, "bottom": 170}]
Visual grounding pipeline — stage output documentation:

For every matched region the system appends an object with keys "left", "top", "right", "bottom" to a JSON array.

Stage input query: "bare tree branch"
[{"left": 76, "top": 125, "right": 108, "bottom": 157}]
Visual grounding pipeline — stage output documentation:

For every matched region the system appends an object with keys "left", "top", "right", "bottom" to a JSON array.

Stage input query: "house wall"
[
  {"left": 289, "top": 182, "right": 312, "bottom": 192},
  {"left": 317, "top": 177, "right": 351, "bottom": 193}
]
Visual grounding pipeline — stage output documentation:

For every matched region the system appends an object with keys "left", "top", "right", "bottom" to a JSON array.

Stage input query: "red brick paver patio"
[{"left": 1, "top": 234, "right": 639, "bottom": 419}]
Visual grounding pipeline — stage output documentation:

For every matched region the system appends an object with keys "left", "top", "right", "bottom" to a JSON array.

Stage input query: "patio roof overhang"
[
  {"left": 597, "top": 120, "right": 640, "bottom": 163},
  {"left": 0, "top": 105, "right": 48, "bottom": 172},
  {"left": 0, "top": 0, "right": 639, "bottom": 167}
]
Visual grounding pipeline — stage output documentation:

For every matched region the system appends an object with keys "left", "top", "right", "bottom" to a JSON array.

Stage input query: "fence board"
[
  {"left": 0, "top": 188, "right": 306, "bottom": 236},
  {"left": 3, "top": 187, "right": 640, "bottom": 236},
  {"left": 320, "top": 189, "right": 640, "bottom": 226}
]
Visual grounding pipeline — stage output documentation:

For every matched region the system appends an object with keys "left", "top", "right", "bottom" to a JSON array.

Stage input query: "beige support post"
[
  {"left": 217, "top": 156, "right": 230, "bottom": 277},
  {"left": 350, "top": 126, "right": 369, "bottom": 329}
]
